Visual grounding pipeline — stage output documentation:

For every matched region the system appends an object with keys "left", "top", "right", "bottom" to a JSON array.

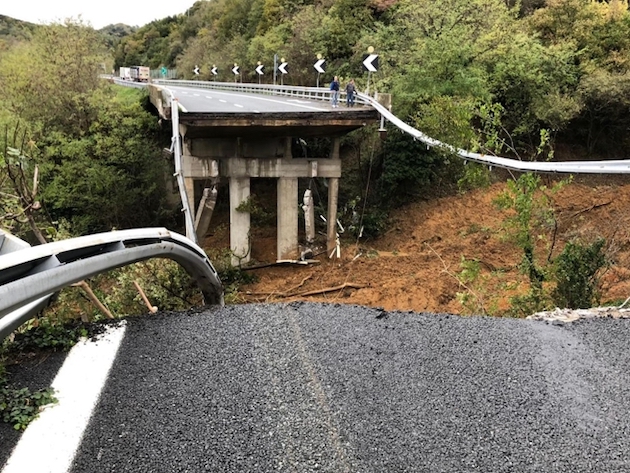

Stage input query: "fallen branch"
[
  {"left": 294, "top": 283, "right": 366, "bottom": 297},
  {"left": 72, "top": 280, "right": 115, "bottom": 320},
  {"left": 134, "top": 280, "right": 158, "bottom": 313},
  {"left": 282, "top": 274, "right": 313, "bottom": 295},
  {"left": 571, "top": 201, "right": 611, "bottom": 218},
  {"left": 247, "top": 282, "right": 366, "bottom": 299}
]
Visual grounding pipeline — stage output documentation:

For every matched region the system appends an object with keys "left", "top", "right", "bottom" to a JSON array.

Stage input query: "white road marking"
[
  {"left": 205, "top": 96, "right": 213, "bottom": 99},
  {"left": 234, "top": 104, "right": 243, "bottom": 108},
  {"left": 219, "top": 99, "right": 227, "bottom": 103},
  {"left": 253, "top": 110, "right": 261, "bottom": 113},
  {"left": 193, "top": 94, "right": 200, "bottom": 97},
  {"left": 2, "top": 324, "right": 127, "bottom": 473},
  {"left": 178, "top": 102, "right": 188, "bottom": 113},
  {"left": 287, "top": 99, "right": 312, "bottom": 104}
]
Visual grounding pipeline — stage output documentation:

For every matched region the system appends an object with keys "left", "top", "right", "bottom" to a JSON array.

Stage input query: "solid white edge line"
[{"left": 2, "top": 323, "right": 127, "bottom": 473}]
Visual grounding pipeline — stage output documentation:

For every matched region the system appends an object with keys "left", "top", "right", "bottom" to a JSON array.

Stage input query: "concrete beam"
[
  {"left": 277, "top": 178, "right": 299, "bottom": 261},
  {"left": 190, "top": 137, "right": 285, "bottom": 159},
  {"left": 222, "top": 158, "right": 341, "bottom": 179}
]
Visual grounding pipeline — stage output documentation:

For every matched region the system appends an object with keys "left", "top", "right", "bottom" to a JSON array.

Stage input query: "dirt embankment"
[{"left": 203, "top": 175, "right": 630, "bottom": 316}]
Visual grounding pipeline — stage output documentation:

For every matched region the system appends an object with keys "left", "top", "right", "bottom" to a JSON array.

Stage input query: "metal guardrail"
[
  {"left": 355, "top": 91, "right": 630, "bottom": 174},
  {"left": 0, "top": 228, "right": 223, "bottom": 340},
  {"left": 152, "top": 79, "right": 371, "bottom": 106}
]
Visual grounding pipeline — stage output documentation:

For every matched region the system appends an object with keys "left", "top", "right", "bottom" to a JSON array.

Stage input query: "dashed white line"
[
  {"left": 234, "top": 104, "right": 243, "bottom": 108},
  {"left": 219, "top": 99, "right": 227, "bottom": 103},
  {"left": 205, "top": 96, "right": 213, "bottom": 99},
  {"left": 2, "top": 324, "right": 127, "bottom": 473},
  {"left": 193, "top": 94, "right": 200, "bottom": 97}
]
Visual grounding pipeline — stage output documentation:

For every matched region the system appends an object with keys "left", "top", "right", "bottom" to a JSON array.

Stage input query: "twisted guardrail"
[{"left": 0, "top": 228, "right": 223, "bottom": 340}]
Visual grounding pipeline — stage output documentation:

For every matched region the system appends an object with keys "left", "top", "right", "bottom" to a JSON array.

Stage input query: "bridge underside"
[{"left": 170, "top": 107, "right": 379, "bottom": 265}]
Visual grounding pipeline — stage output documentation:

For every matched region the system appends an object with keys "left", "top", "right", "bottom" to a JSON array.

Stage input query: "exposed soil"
[{"left": 202, "top": 175, "right": 630, "bottom": 316}]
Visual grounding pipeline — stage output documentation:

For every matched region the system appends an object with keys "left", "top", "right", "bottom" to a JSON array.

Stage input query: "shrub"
[{"left": 552, "top": 238, "right": 608, "bottom": 309}]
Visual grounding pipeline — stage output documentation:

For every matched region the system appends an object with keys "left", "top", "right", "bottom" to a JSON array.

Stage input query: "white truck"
[{"left": 119, "top": 67, "right": 132, "bottom": 80}]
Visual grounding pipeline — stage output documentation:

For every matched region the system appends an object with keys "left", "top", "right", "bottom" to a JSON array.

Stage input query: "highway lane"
[
  {"left": 163, "top": 85, "right": 334, "bottom": 114},
  {"left": 3, "top": 303, "right": 630, "bottom": 472}
]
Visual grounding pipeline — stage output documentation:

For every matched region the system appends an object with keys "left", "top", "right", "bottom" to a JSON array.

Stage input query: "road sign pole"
[
  {"left": 366, "top": 71, "right": 372, "bottom": 95},
  {"left": 317, "top": 72, "right": 320, "bottom": 88},
  {"left": 273, "top": 54, "right": 278, "bottom": 86}
]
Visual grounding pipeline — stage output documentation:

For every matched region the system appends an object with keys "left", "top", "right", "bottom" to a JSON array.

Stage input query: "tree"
[
  {"left": 39, "top": 88, "right": 173, "bottom": 235},
  {"left": 0, "top": 19, "right": 107, "bottom": 136}
]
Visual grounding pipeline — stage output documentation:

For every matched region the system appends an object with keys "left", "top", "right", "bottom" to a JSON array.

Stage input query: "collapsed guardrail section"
[{"left": 0, "top": 228, "right": 224, "bottom": 340}]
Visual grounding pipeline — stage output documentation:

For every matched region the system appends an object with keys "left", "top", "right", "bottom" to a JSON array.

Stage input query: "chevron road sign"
[
  {"left": 211, "top": 66, "right": 218, "bottom": 75},
  {"left": 232, "top": 65, "right": 240, "bottom": 75},
  {"left": 256, "top": 64, "right": 264, "bottom": 75},
  {"left": 314, "top": 59, "right": 325, "bottom": 73},
  {"left": 278, "top": 62, "right": 288, "bottom": 74},
  {"left": 362, "top": 54, "right": 379, "bottom": 72},
  {"left": 193, "top": 65, "right": 200, "bottom": 75}
]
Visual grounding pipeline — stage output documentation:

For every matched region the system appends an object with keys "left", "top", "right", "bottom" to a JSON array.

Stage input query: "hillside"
[
  {"left": 203, "top": 175, "right": 630, "bottom": 316},
  {"left": 0, "top": 15, "right": 37, "bottom": 47}
]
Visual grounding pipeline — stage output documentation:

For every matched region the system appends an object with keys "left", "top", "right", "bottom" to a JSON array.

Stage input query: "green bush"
[{"left": 552, "top": 238, "right": 608, "bottom": 309}]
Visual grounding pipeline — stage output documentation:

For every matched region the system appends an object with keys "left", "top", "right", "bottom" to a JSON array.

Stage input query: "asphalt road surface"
[
  {"left": 163, "top": 85, "right": 334, "bottom": 114},
  {"left": 2, "top": 302, "right": 630, "bottom": 472}
]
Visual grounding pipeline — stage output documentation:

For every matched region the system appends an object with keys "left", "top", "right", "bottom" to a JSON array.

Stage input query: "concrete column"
[
  {"left": 284, "top": 137, "right": 293, "bottom": 159},
  {"left": 277, "top": 177, "right": 299, "bottom": 261},
  {"left": 194, "top": 186, "right": 218, "bottom": 242},
  {"left": 229, "top": 177, "right": 251, "bottom": 266},
  {"left": 327, "top": 177, "right": 339, "bottom": 257},
  {"left": 330, "top": 136, "right": 341, "bottom": 159}
]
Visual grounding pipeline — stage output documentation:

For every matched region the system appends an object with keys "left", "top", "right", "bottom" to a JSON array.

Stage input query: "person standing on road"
[
  {"left": 345, "top": 79, "right": 356, "bottom": 107},
  {"left": 330, "top": 76, "right": 340, "bottom": 108}
]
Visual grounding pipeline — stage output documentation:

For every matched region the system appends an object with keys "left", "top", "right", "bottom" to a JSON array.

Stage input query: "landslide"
[{"left": 203, "top": 175, "right": 630, "bottom": 316}]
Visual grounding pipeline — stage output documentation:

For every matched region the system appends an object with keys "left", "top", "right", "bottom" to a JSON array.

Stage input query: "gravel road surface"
[{"left": 66, "top": 302, "right": 630, "bottom": 472}]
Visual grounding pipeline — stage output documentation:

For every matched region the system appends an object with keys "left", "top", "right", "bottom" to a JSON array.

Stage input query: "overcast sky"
[{"left": 2, "top": 0, "right": 198, "bottom": 29}]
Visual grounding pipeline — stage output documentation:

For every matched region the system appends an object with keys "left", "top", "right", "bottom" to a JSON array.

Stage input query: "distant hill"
[
  {"left": 99, "top": 23, "right": 136, "bottom": 49},
  {"left": 0, "top": 14, "right": 38, "bottom": 48}
]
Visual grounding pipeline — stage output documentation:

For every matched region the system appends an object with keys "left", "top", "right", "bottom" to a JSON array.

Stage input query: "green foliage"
[
  {"left": 235, "top": 194, "right": 276, "bottom": 226},
  {"left": 104, "top": 260, "right": 204, "bottom": 315},
  {"left": 0, "top": 20, "right": 108, "bottom": 135},
  {"left": 552, "top": 238, "right": 608, "bottom": 309},
  {"left": 0, "top": 14, "right": 37, "bottom": 51},
  {"left": 457, "top": 163, "right": 492, "bottom": 192},
  {"left": 0, "top": 369, "right": 56, "bottom": 430},
  {"left": 10, "top": 319, "right": 89, "bottom": 352},
  {"left": 39, "top": 86, "right": 173, "bottom": 235},
  {"left": 205, "top": 248, "right": 257, "bottom": 304},
  {"left": 375, "top": 131, "right": 460, "bottom": 207},
  {"left": 494, "top": 173, "right": 559, "bottom": 313}
]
